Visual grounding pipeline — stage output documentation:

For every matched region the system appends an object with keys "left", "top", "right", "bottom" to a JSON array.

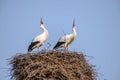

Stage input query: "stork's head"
[
  {"left": 40, "top": 18, "right": 44, "bottom": 28},
  {"left": 72, "top": 19, "right": 77, "bottom": 36}
]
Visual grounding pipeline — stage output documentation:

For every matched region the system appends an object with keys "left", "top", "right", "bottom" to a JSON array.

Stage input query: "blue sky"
[{"left": 0, "top": 0, "right": 120, "bottom": 80}]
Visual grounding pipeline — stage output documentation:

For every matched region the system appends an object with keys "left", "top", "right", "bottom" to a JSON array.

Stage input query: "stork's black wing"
[
  {"left": 53, "top": 42, "right": 65, "bottom": 49},
  {"left": 28, "top": 41, "right": 40, "bottom": 52}
]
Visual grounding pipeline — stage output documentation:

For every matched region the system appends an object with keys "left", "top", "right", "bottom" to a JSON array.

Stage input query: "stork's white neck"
[
  {"left": 41, "top": 24, "right": 48, "bottom": 36},
  {"left": 72, "top": 27, "right": 76, "bottom": 37}
]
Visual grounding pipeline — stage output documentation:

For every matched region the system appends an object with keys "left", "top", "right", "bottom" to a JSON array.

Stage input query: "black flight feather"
[
  {"left": 53, "top": 42, "right": 65, "bottom": 49},
  {"left": 28, "top": 41, "right": 40, "bottom": 52}
]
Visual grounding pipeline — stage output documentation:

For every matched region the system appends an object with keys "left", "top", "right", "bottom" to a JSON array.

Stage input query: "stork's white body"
[
  {"left": 28, "top": 19, "right": 48, "bottom": 52},
  {"left": 31, "top": 26, "right": 48, "bottom": 49},
  {"left": 53, "top": 20, "right": 76, "bottom": 51}
]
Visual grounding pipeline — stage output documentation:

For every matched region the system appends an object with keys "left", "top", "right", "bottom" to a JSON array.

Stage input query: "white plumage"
[
  {"left": 53, "top": 20, "right": 76, "bottom": 51},
  {"left": 28, "top": 18, "right": 48, "bottom": 52}
]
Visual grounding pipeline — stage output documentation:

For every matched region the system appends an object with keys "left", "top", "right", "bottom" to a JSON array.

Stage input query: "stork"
[
  {"left": 28, "top": 18, "right": 48, "bottom": 52},
  {"left": 53, "top": 20, "right": 77, "bottom": 51}
]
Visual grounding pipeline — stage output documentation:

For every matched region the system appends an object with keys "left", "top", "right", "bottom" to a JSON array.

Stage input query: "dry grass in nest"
[{"left": 9, "top": 50, "right": 96, "bottom": 80}]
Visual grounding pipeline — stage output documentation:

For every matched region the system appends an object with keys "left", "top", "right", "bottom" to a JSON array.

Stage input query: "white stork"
[
  {"left": 28, "top": 18, "right": 48, "bottom": 52},
  {"left": 53, "top": 20, "right": 77, "bottom": 51}
]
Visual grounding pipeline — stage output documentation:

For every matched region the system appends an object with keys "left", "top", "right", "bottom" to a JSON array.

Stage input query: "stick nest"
[{"left": 9, "top": 51, "right": 96, "bottom": 80}]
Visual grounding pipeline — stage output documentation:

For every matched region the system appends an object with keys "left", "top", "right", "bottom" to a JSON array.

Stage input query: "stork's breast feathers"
[
  {"left": 65, "top": 34, "right": 75, "bottom": 44},
  {"left": 32, "top": 32, "right": 48, "bottom": 43}
]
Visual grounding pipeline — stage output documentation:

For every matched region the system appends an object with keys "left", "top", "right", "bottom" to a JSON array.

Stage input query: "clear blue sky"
[{"left": 0, "top": 0, "right": 120, "bottom": 80}]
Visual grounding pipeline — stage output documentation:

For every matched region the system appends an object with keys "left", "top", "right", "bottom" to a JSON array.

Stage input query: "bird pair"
[{"left": 28, "top": 18, "right": 76, "bottom": 52}]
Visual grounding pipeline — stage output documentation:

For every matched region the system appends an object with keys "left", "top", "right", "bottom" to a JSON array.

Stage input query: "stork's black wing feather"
[
  {"left": 28, "top": 41, "right": 40, "bottom": 52},
  {"left": 53, "top": 42, "right": 65, "bottom": 49}
]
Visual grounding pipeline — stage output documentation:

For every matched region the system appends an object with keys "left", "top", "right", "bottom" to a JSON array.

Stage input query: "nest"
[{"left": 9, "top": 50, "right": 96, "bottom": 80}]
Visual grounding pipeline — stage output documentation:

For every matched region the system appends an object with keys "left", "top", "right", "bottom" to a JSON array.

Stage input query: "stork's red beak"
[
  {"left": 40, "top": 18, "right": 43, "bottom": 25},
  {"left": 73, "top": 19, "right": 75, "bottom": 28}
]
